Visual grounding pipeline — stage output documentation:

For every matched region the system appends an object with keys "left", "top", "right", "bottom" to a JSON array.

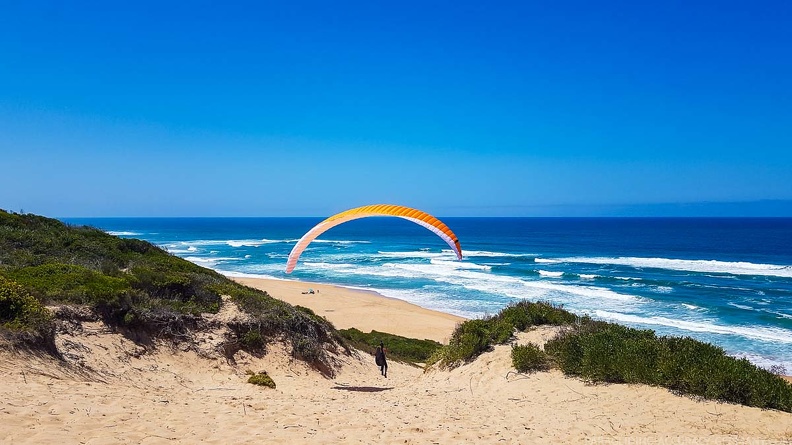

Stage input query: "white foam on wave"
[
  {"left": 378, "top": 251, "right": 450, "bottom": 259},
  {"left": 728, "top": 303, "right": 754, "bottom": 311},
  {"left": 579, "top": 274, "right": 598, "bottom": 280},
  {"left": 107, "top": 231, "right": 141, "bottom": 236},
  {"left": 430, "top": 258, "right": 491, "bottom": 271},
  {"left": 594, "top": 310, "right": 792, "bottom": 344},
  {"left": 184, "top": 256, "right": 244, "bottom": 266},
  {"left": 681, "top": 303, "right": 703, "bottom": 311},
  {"left": 218, "top": 270, "right": 283, "bottom": 280},
  {"left": 557, "top": 256, "right": 792, "bottom": 278},
  {"left": 535, "top": 258, "right": 561, "bottom": 264},
  {"left": 652, "top": 286, "right": 674, "bottom": 294},
  {"left": 734, "top": 354, "right": 792, "bottom": 375},
  {"left": 187, "top": 246, "right": 197, "bottom": 252},
  {"left": 301, "top": 259, "right": 641, "bottom": 308},
  {"left": 463, "top": 250, "right": 537, "bottom": 258},
  {"left": 312, "top": 239, "right": 371, "bottom": 244},
  {"left": 538, "top": 270, "right": 564, "bottom": 278},
  {"left": 614, "top": 276, "right": 642, "bottom": 281}
]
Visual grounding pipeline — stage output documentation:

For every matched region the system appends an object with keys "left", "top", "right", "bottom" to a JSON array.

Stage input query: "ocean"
[{"left": 63, "top": 217, "right": 792, "bottom": 372}]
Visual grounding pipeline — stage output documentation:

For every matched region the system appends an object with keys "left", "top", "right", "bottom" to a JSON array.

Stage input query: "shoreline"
[{"left": 232, "top": 276, "right": 465, "bottom": 343}]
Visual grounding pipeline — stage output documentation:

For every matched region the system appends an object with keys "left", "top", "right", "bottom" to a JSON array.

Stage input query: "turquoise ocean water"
[{"left": 64, "top": 217, "right": 792, "bottom": 371}]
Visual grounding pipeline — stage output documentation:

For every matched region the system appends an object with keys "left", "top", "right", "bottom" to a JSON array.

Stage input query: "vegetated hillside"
[
  {"left": 0, "top": 209, "right": 346, "bottom": 372},
  {"left": 427, "top": 300, "right": 792, "bottom": 413}
]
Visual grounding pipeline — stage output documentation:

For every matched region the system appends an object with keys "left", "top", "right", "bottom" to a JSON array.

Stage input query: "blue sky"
[{"left": 1, "top": 1, "right": 791, "bottom": 216}]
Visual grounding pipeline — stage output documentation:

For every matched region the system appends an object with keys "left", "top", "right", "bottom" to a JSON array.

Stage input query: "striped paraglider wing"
[{"left": 285, "top": 204, "right": 462, "bottom": 273}]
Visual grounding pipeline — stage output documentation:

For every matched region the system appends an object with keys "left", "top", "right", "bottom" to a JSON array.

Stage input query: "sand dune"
[{"left": 2, "top": 277, "right": 791, "bottom": 444}]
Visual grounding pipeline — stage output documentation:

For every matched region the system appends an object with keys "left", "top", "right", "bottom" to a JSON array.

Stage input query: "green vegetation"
[
  {"left": 427, "top": 300, "right": 573, "bottom": 368},
  {"left": 0, "top": 276, "right": 52, "bottom": 335},
  {"left": 338, "top": 328, "right": 442, "bottom": 364},
  {"left": 0, "top": 209, "right": 342, "bottom": 370},
  {"left": 246, "top": 370, "right": 276, "bottom": 389},
  {"left": 511, "top": 343, "right": 550, "bottom": 373},
  {"left": 544, "top": 319, "right": 792, "bottom": 412},
  {"left": 429, "top": 299, "right": 792, "bottom": 412}
]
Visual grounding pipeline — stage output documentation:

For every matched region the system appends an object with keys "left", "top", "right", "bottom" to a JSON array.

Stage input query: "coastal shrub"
[
  {"left": 428, "top": 300, "right": 578, "bottom": 369},
  {"left": 495, "top": 300, "right": 577, "bottom": 328},
  {"left": 338, "top": 328, "right": 442, "bottom": 364},
  {"left": 246, "top": 370, "right": 276, "bottom": 389},
  {"left": 240, "top": 330, "right": 265, "bottom": 350},
  {"left": 0, "top": 209, "right": 343, "bottom": 372},
  {"left": 0, "top": 275, "right": 52, "bottom": 331},
  {"left": 0, "top": 275, "right": 55, "bottom": 350},
  {"left": 511, "top": 343, "right": 550, "bottom": 373},
  {"left": 6, "top": 263, "right": 131, "bottom": 305},
  {"left": 544, "top": 319, "right": 792, "bottom": 412}
]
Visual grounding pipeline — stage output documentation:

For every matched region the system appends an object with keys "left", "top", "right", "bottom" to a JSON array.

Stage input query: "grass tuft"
[{"left": 246, "top": 370, "right": 276, "bottom": 388}]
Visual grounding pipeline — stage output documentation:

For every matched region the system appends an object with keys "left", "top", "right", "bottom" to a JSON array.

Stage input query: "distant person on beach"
[{"left": 375, "top": 342, "right": 388, "bottom": 378}]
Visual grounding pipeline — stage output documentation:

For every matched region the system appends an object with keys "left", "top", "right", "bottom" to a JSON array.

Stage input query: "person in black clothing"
[{"left": 375, "top": 342, "right": 388, "bottom": 378}]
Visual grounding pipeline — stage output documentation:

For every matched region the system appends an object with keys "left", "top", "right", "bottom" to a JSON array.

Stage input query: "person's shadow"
[{"left": 331, "top": 385, "right": 393, "bottom": 392}]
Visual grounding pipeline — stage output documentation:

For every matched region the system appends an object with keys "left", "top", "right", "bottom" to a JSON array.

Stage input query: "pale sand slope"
[
  {"left": 1, "top": 280, "right": 791, "bottom": 444},
  {"left": 233, "top": 277, "right": 465, "bottom": 343}
]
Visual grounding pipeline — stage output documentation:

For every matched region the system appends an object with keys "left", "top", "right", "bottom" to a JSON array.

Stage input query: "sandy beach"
[
  {"left": 2, "top": 276, "right": 791, "bottom": 444},
  {"left": 233, "top": 277, "right": 465, "bottom": 343}
]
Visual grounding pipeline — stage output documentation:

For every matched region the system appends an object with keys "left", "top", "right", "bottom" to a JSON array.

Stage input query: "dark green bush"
[
  {"left": 0, "top": 275, "right": 52, "bottom": 331},
  {"left": 544, "top": 319, "right": 792, "bottom": 412},
  {"left": 428, "top": 300, "right": 578, "bottom": 368},
  {"left": 512, "top": 343, "right": 550, "bottom": 373}
]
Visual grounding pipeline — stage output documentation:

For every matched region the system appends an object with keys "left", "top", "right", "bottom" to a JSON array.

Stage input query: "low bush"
[
  {"left": 428, "top": 300, "right": 578, "bottom": 369},
  {"left": 512, "top": 343, "right": 550, "bottom": 373},
  {"left": 0, "top": 275, "right": 55, "bottom": 350},
  {"left": 246, "top": 370, "right": 276, "bottom": 389},
  {"left": 0, "top": 275, "right": 51, "bottom": 331},
  {"left": 544, "top": 318, "right": 792, "bottom": 412}
]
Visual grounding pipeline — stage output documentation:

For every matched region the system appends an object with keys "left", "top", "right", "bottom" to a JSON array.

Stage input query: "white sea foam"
[
  {"left": 430, "top": 258, "right": 491, "bottom": 271},
  {"left": 107, "top": 231, "right": 141, "bottom": 236},
  {"left": 312, "top": 239, "right": 371, "bottom": 244},
  {"left": 728, "top": 303, "right": 754, "bottom": 311},
  {"left": 681, "top": 303, "right": 703, "bottom": 311},
  {"left": 578, "top": 274, "right": 598, "bottom": 280},
  {"left": 594, "top": 310, "right": 792, "bottom": 344},
  {"left": 299, "top": 259, "right": 640, "bottom": 306},
  {"left": 538, "top": 270, "right": 564, "bottom": 278},
  {"left": 183, "top": 256, "right": 242, "bottom": 266},
  {"left": 187, "top": 246, "right": 197, "bottom": 252},
  {"left": 534, "top": 258, "right": 560, "bottom": 264},
  {"left": 463, "top": 250, "right": 537, "bottom": 258},
  {"left": 734, "top": 354, "right": 792, "bottom": 375},
  {"left": 652, "top": 286, "right": 674, "bottom": 294},
  {"left": 557, "top": 256, "right": 792, "bottom": 278},
  {"left": 377, "top": 251, "right": 450, "bottom": 259}
]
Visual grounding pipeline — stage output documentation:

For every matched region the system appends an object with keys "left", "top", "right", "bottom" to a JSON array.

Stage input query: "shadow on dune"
[{"left": 332, "top": 385, "right": 393, "bottom": 392}]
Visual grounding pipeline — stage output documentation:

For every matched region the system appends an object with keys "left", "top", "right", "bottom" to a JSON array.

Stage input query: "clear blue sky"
[{"left": 1, "top": 1, "right": 791, "bottom": 216}]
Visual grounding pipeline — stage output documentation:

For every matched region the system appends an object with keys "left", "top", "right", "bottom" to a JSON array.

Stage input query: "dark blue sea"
[{"left": 63, "top": 217, "right": 792, "bottom": 371}]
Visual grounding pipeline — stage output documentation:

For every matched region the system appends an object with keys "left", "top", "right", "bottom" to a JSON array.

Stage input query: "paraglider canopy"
[{"left": 285, "top": 204, "right": 462, "bottom": 273}]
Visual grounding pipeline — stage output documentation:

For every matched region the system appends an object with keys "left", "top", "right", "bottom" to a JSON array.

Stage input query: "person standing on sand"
[{"left": 375, "top": 342, "right": 388, "bottom": 378}]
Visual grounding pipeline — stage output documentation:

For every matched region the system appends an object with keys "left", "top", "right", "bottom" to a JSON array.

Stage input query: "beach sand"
[
  {"left": 2, "top": 276, "right": 791, "bottom": 444},
  {"left": 233, "top": 277, "right": 465, "bottom": 343}
]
